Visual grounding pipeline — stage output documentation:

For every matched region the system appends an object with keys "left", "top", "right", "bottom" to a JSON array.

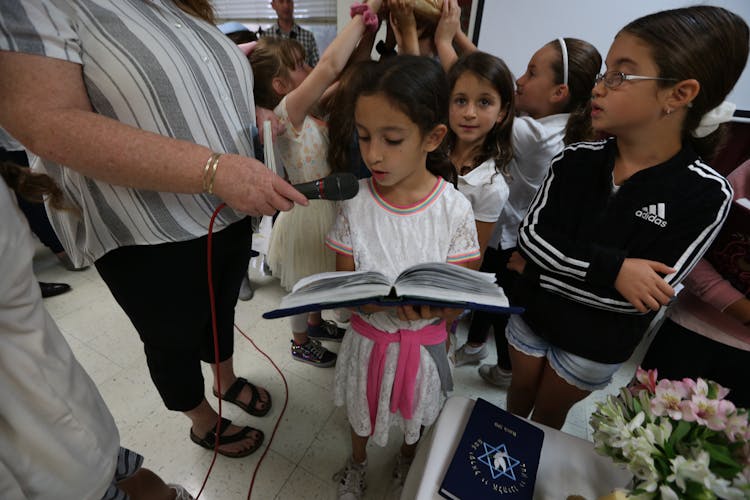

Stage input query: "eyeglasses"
[{"left": 594, "top": 71, "right": 678, "bottom": 89}]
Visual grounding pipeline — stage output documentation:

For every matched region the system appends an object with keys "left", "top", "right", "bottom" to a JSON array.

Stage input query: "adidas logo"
[{"left": 635, "top": 203, "right": 668, "bottom": 227}]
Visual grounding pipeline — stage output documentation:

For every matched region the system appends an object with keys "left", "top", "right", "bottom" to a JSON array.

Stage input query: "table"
[{"left": 401, "top": 396, "right": 630, "bottom": 499}]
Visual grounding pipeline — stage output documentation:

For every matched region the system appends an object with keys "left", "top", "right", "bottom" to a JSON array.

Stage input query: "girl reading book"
[
  {"left": 324, "top": 55, "right": 480, "bottom": 499},
  {"left": 507, "top": 5, "right": 747, "bottom": 429}
]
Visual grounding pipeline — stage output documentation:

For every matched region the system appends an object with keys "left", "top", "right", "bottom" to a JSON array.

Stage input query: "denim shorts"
[{"left": 505, "top": 315, "right": 622, "bottom": 391}]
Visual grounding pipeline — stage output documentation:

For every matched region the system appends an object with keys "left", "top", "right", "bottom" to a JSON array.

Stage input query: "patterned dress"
[
  {"left": 326, "top": 177, "right": 480, "bottom": 445},
  {"left": 267, "top": 96, "right": 336, "bottom": 290}
]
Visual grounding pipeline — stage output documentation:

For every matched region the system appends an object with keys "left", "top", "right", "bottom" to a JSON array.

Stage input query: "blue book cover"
[
  {"left": 262, "top": 263, "right": 523, "bottom": 319},
  {"left": 439, "top": 398, "right": 544, "bottom": 499}
]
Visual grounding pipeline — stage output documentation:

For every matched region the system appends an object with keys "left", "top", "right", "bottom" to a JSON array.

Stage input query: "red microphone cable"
[{"left": 196, "top": 202, "right": 289, "bottom": 500}]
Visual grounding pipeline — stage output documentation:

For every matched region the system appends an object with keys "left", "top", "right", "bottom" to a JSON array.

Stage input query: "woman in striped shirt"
[{"left": 0, "top": 0, "right": 307, "bottom": 458}]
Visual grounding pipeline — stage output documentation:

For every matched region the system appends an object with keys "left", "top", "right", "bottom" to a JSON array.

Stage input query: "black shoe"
[{"left": 39, "top": 281, "right": 72, "bottom": 298}]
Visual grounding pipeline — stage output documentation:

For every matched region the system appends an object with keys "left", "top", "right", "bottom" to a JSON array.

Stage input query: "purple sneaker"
[{"left": 291, "top": 339, "right": 337, "bottom": 367}]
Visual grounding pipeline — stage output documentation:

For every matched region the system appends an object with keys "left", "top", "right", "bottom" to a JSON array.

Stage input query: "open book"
[{"left": 262, "top": 262, "right": 523, "bottom": 319}]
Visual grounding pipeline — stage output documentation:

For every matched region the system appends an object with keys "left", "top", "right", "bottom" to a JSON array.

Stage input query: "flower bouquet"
[{"left": 590, "top": 367, "right": 750, "bottom": 499}]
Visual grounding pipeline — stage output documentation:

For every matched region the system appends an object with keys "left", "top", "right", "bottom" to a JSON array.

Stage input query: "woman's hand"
[
  {"left": 614, "top": 258, "right": 676, "bottom": 313},
  {"left": 212, "top": 154, "right": 307, "bottom": 216},
  {"left": 724, "top": 297, "right": 750, "bottom": 327},
  {"left": 507, "top": 251, "right": 527, "bottom": 274}
]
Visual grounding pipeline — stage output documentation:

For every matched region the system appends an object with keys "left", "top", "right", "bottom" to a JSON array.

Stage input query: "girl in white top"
[
  {"left": 325, "top": 55, "right": 480, "bottom": 500},
  {"left": 249, "top": 0, "right": 383, "bottom": 367},
  {"left": 433, "top": 5, "right": 602, "bottom": 374},
  {"left": 445, "top": 51, "right": 513, "bottom": 267}
]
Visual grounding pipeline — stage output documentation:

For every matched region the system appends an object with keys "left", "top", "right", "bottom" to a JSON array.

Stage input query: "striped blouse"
[{"left": 0, "top": 0, "right": 256, "bottom": 266}]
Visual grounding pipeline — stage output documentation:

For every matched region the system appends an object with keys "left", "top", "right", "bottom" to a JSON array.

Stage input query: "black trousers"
[
  {"left": 466, "top": 246, "right": 517, "bottom": 370},
  {"left": 641, "top": 318, "right": 749, "bottom": 408},
  {"left": 95, "top": 217, "right": 253, "bottom": 411}
]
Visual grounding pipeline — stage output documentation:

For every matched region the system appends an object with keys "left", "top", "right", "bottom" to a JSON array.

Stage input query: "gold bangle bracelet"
[
  {"left": 202, "top": 152, "right": 215, "bottom": 192},
  {"left": 202, "top": 152, "right": 222, "bottom": 194}
]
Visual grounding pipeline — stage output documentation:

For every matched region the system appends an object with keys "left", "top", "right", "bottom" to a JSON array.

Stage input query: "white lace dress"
[
  {"left": 326, "top": 177, "right": 480, "bottom": 445},
  {"left": 267, "top": 96, "right": 336, "bottom": 290}
]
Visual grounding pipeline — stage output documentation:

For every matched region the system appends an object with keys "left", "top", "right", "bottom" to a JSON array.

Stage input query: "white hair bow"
[{"left": 691, "top": 101, "right": 736, "bottom": 138}]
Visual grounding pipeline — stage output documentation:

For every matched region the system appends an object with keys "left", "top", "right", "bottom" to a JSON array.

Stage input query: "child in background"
[
  {"left": 249, "top": 0, "right": 382, "bottom": 367},
  {"left": 641, "top": 160, "right": 750, "bottom": 408},
  {"left": 507, "top": 5, "right": 747, "bottom": 429},
  {"left": 445, "top": 51, "right": 514, "bottom": 266},
  {"left": 325, "top": 55, "right": 480, "bottom": 499},
  {"left": 435, "top": 3, "right": 602, "bottom": 382}
]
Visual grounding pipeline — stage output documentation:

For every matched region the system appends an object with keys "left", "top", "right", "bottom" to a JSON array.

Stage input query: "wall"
[{"left": 475, "top": 0, "right": 750, "bottom": 116}]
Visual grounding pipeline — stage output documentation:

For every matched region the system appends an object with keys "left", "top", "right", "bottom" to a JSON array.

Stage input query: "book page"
[
  {"left": 280, "top": 270, "right": 393, "bottom": 309},
  {"left": 393, "top": 263, "right": 508, "bottom": 308}
]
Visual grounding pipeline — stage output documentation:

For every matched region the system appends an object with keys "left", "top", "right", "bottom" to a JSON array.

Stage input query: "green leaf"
[
  {"left": 684, "top": 480, "right": 717, "bottom": 500},
  {"left": 702, "top": 440, "right": 739, "bottom": 468},
  {"left": 668, "top": 420, "right": 691, "bottom": 447}
]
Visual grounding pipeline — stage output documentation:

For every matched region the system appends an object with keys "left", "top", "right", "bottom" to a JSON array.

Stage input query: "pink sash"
[{"left": 351, "top": 314, "right": 447, "bottom": 433}]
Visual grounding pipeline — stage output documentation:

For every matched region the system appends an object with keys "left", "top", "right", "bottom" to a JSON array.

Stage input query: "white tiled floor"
[{"left": 35, "top": 248, "right": 648, "bottom": 500}]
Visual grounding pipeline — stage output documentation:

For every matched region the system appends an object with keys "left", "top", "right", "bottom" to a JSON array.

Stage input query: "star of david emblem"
[{"left": 477, "top": 442, "right": 520, "bottom": 481}]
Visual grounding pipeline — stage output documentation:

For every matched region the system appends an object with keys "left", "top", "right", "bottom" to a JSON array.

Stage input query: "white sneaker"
[
  {"left": 167, "top": 484, "right": 194, "bottom": 500},
  {"left": 454, "top": 343, "right": 488, "bottom": 366},
  {"left": 333, "top": 457, "right": 367, "bottom": 500},
  {"left": 478, "top": 364, "right": 512, "bottom": 388}
]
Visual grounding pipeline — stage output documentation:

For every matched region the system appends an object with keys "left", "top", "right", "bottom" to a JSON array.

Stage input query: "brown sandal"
[
  {"left": 189, "top": 417, "right": 264, "bottom": 458},
  {"left": 213, "top": 377, "right": 272, "bottom": 417}
]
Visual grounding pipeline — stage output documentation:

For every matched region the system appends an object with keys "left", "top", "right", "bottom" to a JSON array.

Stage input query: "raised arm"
[
  {"left": 434, "top": 0, "right": 478, "bottom": 71},
  {"left": 434, "top": 0, "right": 460, "bottom": 71},
  {"left": 387, "top": 0, "right": 419, "bottom": 55},
  {"left": 0, "top": 51, "right": 306, "bottom": 215},
  {"left": 284, "top": 0, "right": 382, "bottom": 129}
]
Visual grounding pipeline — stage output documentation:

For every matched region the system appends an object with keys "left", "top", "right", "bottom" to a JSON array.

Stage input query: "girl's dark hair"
[
  {"left": 0, "top": 162, "right": 66, "bottom": 209},
  {"left": 446, "top": 51, "right": 515, "bottom": 179},
  {"left": 326, "top": 61, "right": 378, "bottom": 174},
  {"left": 547, "top": 38, "right": 602, "bottom": 144},
  {"left": 622, "top": 6, "right": 749, "bottom": 160},
  {"left": 352, "top": 55, "right": 454, "bottom": 181},
  {"left": 249, "top": 37, "right": 307, "bottom": 110}
]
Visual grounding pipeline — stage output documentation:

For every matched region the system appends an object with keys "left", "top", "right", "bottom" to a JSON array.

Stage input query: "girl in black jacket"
[{"left": 505, "top": 6, "right": 749, "bottom": 429}]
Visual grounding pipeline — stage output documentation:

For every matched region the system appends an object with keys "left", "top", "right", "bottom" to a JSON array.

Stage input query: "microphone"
[{"left": 292, "top": 173, "right": 359, "bottom": 201}]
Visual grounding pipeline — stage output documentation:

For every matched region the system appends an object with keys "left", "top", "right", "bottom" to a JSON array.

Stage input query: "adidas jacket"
[{"left": 514, "top": 139, "right": 733, "bottom": 363}]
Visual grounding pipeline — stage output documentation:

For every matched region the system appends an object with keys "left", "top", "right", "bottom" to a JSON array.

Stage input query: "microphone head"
[{"left": 327, "top": 172, "right": 359, "bottom": 200}]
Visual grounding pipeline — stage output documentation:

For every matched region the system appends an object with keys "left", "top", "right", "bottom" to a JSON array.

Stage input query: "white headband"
[
  {"left": 558, "top": 37, "right": 569, "bottom": 86},
  {"left": 692, "top": 101, "right": 736, "bottom": 138}
]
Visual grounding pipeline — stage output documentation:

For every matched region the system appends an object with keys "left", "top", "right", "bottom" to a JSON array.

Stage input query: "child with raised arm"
[
  {"left": 507, "top": 6, "right": 747, "bottom": 429},
  {"left": 249, "top": 0, "right": 382, "bottom": 368},
  {"left": 325, "top": 55, "right": 480, "bottom": 499}
]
